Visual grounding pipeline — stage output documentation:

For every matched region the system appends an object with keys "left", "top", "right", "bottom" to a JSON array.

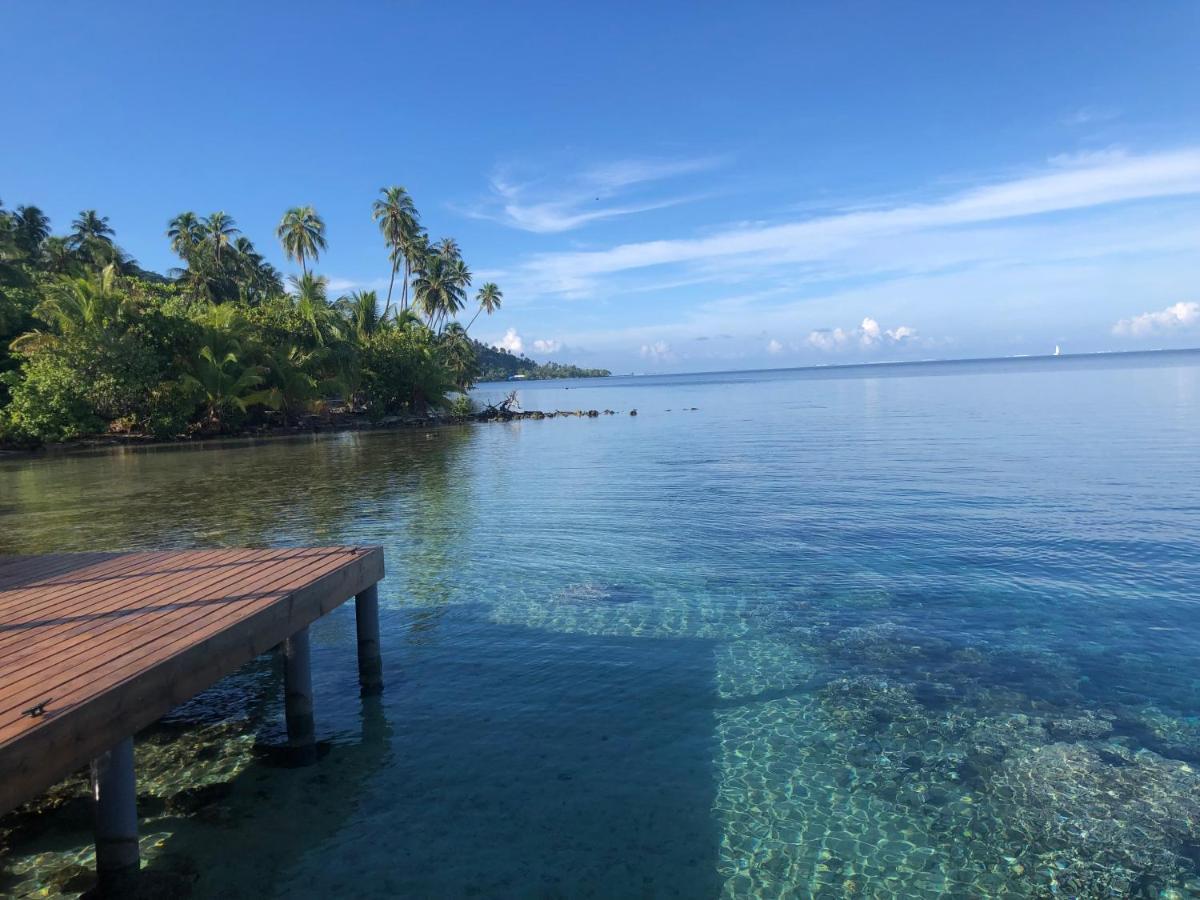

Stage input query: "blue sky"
[{"left": 4, "top": 2, "right": 1200, "bottom": 372}]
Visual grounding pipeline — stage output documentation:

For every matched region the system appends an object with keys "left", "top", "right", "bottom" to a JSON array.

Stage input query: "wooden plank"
[
  {"left": 0, "top": 547, "right": 316, "bottom": 668},
  {"left": 0, "top": 548, "right": 258, "bottom": 657},
  {"left": 0, "top": 550, "right": 359, "bottom": 725},
  {"left": 0, "top": 551, "right": 186, "bottom": 627},
  {"left": 0, "top": 551, "right": 130, "bottom": 598},
  {"left": 0, "top": 548, "right": 364, "bottom": 725},
  {"left": 0, "top": 549, "right": 249, "bottom": 630},
  {"left": 0, "top": 546, "right": 384, "bottom": 815},
  {"left": 0, "top": 549, "right": 341, "bottom": 715}
]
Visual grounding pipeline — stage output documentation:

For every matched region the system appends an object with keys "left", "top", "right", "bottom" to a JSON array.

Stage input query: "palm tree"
[
  {"left": 413, "top": 251, "right": 469, "bottom": 332},
  {"left": 439, "top": 322, "right": 479, "bottom": 391},
  {"left": 13, "top": 206, "right": 50, "bottom": 260},
  {"left": 372, "top": 187, "right": 418, "bottom": 319},
  {"left": 433, "top": 237, "right": 461, "bottom": 259},
  {"left": 69, "top": 210, "right": 115, "bottom": 246},
  {"left": 442, "top": 257, "right": 473, "bottom": 331},
  {"left": 276, "top": 206, "right": 326, "bottom": 276},
  {"left": 167, "top": 212, "right": 204, "bottom": 261},
  {"left": 288, "top": 273, "right": 341, "bottom": 345},
  {"left": 0, "top": 212, "right": 26, "bottom": 288},
  {"left": 12, "top": 264, "right": 129, "bottom": 353},
  {"left": 398, "top": 229, "right": 429, "bottom": 313},
  {"left": 202, "top": 211, "right": 239, "bottom": 263},
  {"left": 40, "top": 237, "right": 78, "bottom": 276},
  {"left": 336, "top": 289, "right": 382, "bottom": 344},
  {"left": 260, "top": 343, "right": 323, "bottom": 420},
  {"left": 232, "top": 236, "right": 282, "bottom": 301},
  {"left": 465, "top": 283, "right": 501, "bottom": 333},
  {"left": 180, "top": 346, "right": 268, "bottom": 429},
  {"left": 68, "top": 210, "right": 116, "bottom": 267}
]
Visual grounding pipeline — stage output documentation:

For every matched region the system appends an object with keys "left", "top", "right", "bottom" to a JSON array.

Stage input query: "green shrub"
[
  {"left": 361, "top": 327, "right": 454, "bottom": 416},
  {"left": 448, "top": 394, "right": 475, "bottom": 418},
  {"left": 1, "top": 353, "right": 102, "bottom": 443}
]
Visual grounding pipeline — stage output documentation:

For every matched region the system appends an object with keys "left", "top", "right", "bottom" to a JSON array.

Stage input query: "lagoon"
[{"left": 2, "top": 350, "right": 1200, "bottom": 897}]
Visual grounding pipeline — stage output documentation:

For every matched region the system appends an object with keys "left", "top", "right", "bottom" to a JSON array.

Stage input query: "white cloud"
[
  {"left": 767, "top": 338, "right": 784, "bottom": 355},
  {"left": 808, "top": 317, "right": 917, "bottom": 351},
  {"left": 506, "top": 148, "right": 1200, "bottom": 298},
  {"left": 1062, "top": 106, "right": 1121, "bottom": 127},
  {"left": 807, "top": 327, "right": 853, "bottom": 351},
  {"left": 1112, "top": 301, "right": 1200, "bottom": 337},
  {"left": 494, "top": 327, "right": 524, "bottom": 354},
  {"left": 467, "top": 155, "right": 724, "bottom": 233},
  {"left": 640, "top": 340, "right": 674, "bottom": 362},
  {"left": 532, "top": 338, "right": 562, "bottom": 354},
  {"left": 313, "top": 276, "right": 389, "bottom": 295}
]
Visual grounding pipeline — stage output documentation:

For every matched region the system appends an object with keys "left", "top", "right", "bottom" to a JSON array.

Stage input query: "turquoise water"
[{"left": 2, "top": 350, "right": 1200, "bottom": 898}]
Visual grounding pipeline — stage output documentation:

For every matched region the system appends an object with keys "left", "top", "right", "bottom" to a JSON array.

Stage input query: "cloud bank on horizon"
[{"left": 479, "top": 146, "right": 1200, "bottom": 372}]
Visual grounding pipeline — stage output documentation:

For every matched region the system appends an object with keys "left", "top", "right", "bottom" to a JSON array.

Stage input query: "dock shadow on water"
[{"left": 1, "top": 602, "right": 724, "bottom": 899}]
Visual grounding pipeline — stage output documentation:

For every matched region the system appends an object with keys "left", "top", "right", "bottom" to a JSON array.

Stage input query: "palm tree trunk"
[
  {"left": 383, "top": 260, "right": 397, "bottom": 321},
  {"left": 465, "top": 305, "right": 483, "bottom": 333},
  {"left": 401, "top": 258, "right": 410, "bottom": 312}
]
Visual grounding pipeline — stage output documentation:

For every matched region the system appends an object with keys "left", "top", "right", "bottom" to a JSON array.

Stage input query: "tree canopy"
[{"left": 0, "top": 189, "right": 605, "bottom": 448}]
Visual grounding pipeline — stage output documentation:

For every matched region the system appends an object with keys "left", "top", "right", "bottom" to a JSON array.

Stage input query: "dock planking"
[{"left": 0, "top": 546, "right": 385, "bottom": 817}]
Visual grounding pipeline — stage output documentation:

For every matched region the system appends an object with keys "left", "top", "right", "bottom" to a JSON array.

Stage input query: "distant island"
[
  {"left": 0, "top": 189, "right": 609, "bottom": 449},
  {"left": 472, "top": 340, "right": 610, "bottom": 381}
]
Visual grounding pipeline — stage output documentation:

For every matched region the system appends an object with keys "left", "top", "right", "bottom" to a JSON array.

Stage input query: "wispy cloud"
[
  {"left": 1063, "top": 106, "right": 1121, "bottom": 126},
  {"left": 1113, "top": 301, "right": 1200, "bottom": 337},
  {"left": 320, "top": 276, "right": 389, "bottom": 295},
  {"left": 465, "top": 155, "right": 725, "bottom": 233},
  {"left": 505, "top": 147, "right": 1200, "bottom": 298}
]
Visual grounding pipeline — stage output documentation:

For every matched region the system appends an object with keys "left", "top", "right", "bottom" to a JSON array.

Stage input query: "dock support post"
[
  {"left": 284, "top": 625, "right": 317, "bottom": 765},
  {"left": 355, "top": 584, "right": 384, "bottom": 696},
  {"left": 91, "top": 736, "right": 139, "bottom": 895}
]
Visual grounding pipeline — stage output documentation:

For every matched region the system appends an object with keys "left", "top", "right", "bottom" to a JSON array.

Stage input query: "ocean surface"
[{"left": 2, "top": 350, "right": 1200, "bottom": 898}]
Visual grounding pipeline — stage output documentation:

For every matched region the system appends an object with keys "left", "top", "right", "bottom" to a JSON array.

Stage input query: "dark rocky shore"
[{"left": 0, "top": 404, "right": 642, "bottom": 459}]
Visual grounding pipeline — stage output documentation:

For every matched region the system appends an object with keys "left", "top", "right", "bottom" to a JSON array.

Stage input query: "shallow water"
[{"left": 3, "top": 350, "right": 1200, "bottom": 898}]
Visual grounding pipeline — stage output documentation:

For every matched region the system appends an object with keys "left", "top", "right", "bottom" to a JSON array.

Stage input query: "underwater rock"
[
  {"left": 1118, "top": 706, "right": 1200, "bottom": 764},
  {"left": 164, "top": 781, "right": 235, "bottom": 816},
  {"left": 993, "top": 742, "right": 1200, "bottom": 895},
  {"left": 817, "top": 675, "right": 924, "bottom": 733},
  {"left": 824, "top": 621, "right": 950, "bottom": 666},
  {"left": 1046, "top": 710, "right": 1114, "bottom": 741},
  {"left": 962, "top": 714, "right": 1048, "bottom": 771}
]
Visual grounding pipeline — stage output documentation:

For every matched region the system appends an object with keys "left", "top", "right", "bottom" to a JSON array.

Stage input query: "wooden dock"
[{"left": 0, "top": 546, "right": 386, "bottom": 892}]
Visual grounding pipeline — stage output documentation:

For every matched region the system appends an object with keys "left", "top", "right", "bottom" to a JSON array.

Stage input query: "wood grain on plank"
[{"left": 0, "top": 546, "right": 384, "bottom": 816}]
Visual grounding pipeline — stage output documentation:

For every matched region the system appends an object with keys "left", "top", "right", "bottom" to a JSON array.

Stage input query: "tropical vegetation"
[
  {"left": 0, "top": 187, "right": 538, "bottom": 447},
  {"left": 473, "top": 342, "right": 611, "bottom": 382}
]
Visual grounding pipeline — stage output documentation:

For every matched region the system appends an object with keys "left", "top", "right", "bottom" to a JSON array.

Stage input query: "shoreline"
[{"left": 0, "top": 406, "right": 632, "bottom": 461}]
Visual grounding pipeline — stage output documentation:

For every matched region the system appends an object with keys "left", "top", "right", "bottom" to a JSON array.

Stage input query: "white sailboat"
[{"left": 1054, "top": 345, "right": 1061, "bottom": 356}]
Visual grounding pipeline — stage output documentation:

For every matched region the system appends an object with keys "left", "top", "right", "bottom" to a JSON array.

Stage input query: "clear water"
[{"left": 2, "top": 350, "right": 1200, "bottom": 898}]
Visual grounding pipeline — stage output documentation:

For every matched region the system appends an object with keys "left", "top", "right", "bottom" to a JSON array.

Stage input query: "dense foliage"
[
  {"left": 474, "top": 340, "right": 610, "bottom": 381},
  {"left": 0, "top": 190, "right": 507, "bottom": 447}
]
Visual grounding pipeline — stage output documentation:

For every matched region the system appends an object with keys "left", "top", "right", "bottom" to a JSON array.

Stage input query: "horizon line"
[{"left": 482, "top": 345, "right": 1200, "bottom": 384}]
